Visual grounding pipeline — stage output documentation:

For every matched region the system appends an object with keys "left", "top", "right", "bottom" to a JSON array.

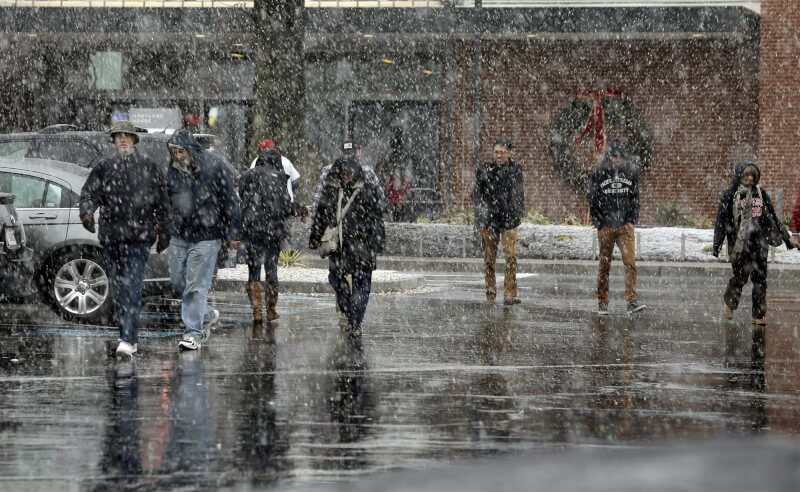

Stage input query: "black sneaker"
[
  {"left": 627, "top": 301, "right": 646, "bottom": 314},
  {"left": 597, "top": 303, "right": 609, "bottom": 315}
]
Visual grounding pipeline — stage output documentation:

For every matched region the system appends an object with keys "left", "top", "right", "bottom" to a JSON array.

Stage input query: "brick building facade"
[
  {"left": 759, "top": 0, "right": 800, "bottom": 219},
  {"left": 447, "top": 33, "right": 762, "bottom": 225}
]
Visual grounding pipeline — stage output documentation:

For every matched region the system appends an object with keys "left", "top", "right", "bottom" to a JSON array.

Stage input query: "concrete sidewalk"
[{"left": 210, "top": 256, "right": 800, "bottom": 294}]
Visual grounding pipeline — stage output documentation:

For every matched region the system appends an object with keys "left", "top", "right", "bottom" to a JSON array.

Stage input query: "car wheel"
[{"left": 46, "top": 249, "right": 112, "bottom": 324}]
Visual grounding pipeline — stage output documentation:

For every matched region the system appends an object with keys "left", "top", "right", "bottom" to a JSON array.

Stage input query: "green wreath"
[{"left": 548, "top": 97, "right": 653, "bottom": 195}]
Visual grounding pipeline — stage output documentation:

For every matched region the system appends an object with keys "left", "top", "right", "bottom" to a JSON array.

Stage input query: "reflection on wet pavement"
[{"left": 0, "top": 274, "right": 799, "bottom": 489}]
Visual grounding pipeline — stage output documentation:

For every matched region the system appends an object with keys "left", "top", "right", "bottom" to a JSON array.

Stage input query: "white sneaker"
[
  {"left": 116, "top": 341, "right": 136, "bottom": 358},
  {"left": 178, "top": 336, "right": 201, "bottom": 351}
]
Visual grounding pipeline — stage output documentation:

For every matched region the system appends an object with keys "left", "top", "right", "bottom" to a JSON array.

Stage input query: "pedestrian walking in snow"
[
  {"left": 240, "top": 147, "right": 308, "bottom": 323},
  {"left": 310, "top": 141, "right": 383, "bottom": 221},
  {"left": 309, "top": 156, "right": 385, "bottom": 335},
  {"left": 249, "top": 138, "right": 303, "bottom": 250},
  {"left": 165, "top": 129, "right": 242, "bottom": 351},
  {"left": 79, "top": 120, "right": 172, "bottom": 358},
  {"left": 472, "top": 137, "right": 525, "bottom": 305},
  {"left": 310, "top": 141, "right": 384, "bottom": 327},
  {"left": 588, "top": 138, "right": 646, "bottom": 315},
  {"left": 713, "top": 161, "right": 791, "bottom": 325}
]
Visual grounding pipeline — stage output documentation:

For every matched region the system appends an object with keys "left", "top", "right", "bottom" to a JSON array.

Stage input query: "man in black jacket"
[
  {"left": 472, "top": 138, "right": 525, "bottom": 305},
  {"left": 588, "top": 138, "right": 645, "bottom": 315},
  {"left": 80, "top": 120, "right": 171, "bottom": 358}
]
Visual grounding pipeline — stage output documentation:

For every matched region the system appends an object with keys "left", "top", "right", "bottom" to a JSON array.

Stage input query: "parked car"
[
  {"left": 0, "top": 191, "right": 35, "bottom": 299},
  {"left": 0, "top": 157, "right": 171, "bottom": 324},
  {"left": 0, "top": 124, "right": 237, "bottom": 179}
]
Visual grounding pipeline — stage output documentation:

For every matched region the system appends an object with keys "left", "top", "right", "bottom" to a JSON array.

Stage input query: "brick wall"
[
  {"left": 759, "top": 0, "right": 800, "bottom": 218},
  {"left": 444, "top": 35, "right": 760, "bottom": 225}
]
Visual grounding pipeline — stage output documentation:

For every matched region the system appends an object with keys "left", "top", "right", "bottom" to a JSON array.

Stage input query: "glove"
[
  {"left": 80, "top": 213, "right": 95, "bottom": 233},
  {"left": 156, "top": 233, "right": 171, "bottom": 254}
]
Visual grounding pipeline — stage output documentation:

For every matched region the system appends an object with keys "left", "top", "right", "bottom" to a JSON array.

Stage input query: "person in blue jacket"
[{"left": 165, "top": 129, "right": 242, "bottom": 351}]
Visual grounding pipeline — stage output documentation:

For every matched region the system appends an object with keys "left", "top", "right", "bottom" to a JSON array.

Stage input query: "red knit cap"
[{"left": 259, "top": 139, "right": 276, "bottom": 151}]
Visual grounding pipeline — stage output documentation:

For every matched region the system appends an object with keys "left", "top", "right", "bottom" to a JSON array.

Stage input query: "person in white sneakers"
[
  {"left": 165, "top": 130, "right": 242, "bottom": 351},
  {"left": 79, "top": 121, "right": 171, "bottom": 358}
]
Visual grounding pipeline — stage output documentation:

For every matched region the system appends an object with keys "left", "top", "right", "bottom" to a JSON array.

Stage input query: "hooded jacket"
[
  {"left": 472, "top": 158, "right": 525, "bottom": 231},
  {"left": 80, "top": 147, "right": 171, "bottom": 246},
  {"left": 166, "top": 129, "right": 242, "bottom": 242},
  {"left": 309, "top": 157, "right": 385, "bottom": 274},
  {"left": 239, "top": 148, "right": 307, "bottom": 244},
  {"left": 713, "top": 161, "right": 790, "bottom": 257},
  {"left": 588, "top": 151, "right": 640, "bottom": 229}
]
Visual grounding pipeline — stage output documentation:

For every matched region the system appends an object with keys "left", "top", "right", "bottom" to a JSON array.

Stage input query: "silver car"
[{"left": 0, "top": 157, "right": 171, "bottom": 324}]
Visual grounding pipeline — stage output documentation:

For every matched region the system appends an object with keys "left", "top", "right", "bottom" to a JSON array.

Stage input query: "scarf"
[{"left": 731, "top": 184, "right": 753, "bottom": 259}]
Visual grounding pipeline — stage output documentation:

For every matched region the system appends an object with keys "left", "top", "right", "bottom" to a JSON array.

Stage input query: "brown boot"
[
  {"left": 265, "top": 283, "right": 280, "bottom": 322},
  {"left": 245, "top": 282, "right": 263, "bottom": 322}
]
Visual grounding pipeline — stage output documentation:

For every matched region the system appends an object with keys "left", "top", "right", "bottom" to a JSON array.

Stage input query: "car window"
[
  {"left": 45, "top": 181, "right": 70, "bottom": 208},
  {"left": 0, "top": 172, "right": 47, "bottom": 208},
  {"left": 36, "top": 140, "right": 98, "bottom": 167},
  {"left": 0, "top": 141, "right": 31, "bottom": 158}
]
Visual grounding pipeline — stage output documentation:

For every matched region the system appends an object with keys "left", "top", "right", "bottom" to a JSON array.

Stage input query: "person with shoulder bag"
[
  {"left": 713, "top": 162, "right": 792, "bottom": 325},
  {"left": 309, "top": 156, "right": 385, "bottom": 336}
]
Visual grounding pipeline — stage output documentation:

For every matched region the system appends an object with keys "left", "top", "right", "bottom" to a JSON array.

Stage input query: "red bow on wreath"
[{"left": 573, "top": 88, "right": 623, "bottom": 155}]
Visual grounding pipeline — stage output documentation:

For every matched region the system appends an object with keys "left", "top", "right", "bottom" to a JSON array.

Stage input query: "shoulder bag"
[{"left": 318, "top": 187, "right": 361, "bottom": 258}]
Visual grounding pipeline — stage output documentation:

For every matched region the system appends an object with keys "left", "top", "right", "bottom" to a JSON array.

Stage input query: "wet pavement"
[{"left": 1, "top": 270, "right": 799, "bottom": 490}]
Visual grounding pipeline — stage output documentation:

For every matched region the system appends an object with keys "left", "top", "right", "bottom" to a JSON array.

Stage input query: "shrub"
[
  {"left": 524, "top": 208, "right": 550, "bottom": 225},
  {"left": 655, "top": 202, "right": 695, "bottom": 227},
  {"left": 694, "top": 217, "right": 714, "bottom": 229},
  {"left": 562, "top": 215, "right": 581, "bottom": 226},
  {"left": 279, "top": 248, "right": 309, "bottom": 268}
]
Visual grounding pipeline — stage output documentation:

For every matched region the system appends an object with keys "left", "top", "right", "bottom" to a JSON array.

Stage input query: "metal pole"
[
  {"left": 680, "top": 232, "right": 686, "bottom": 260},
  {"left": 443, "top": 5, "right": 455, "bottom": 217},
  {"left": 472, "top": 0, "right": 483, "bottom": 178}
]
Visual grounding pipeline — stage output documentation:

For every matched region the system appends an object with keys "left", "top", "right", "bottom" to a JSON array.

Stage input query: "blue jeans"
[
  {"left": 167, "top": 237, "right": 221, "bottom": 339},
  {"left": 328, "top": 272, "right": 372, "bottom": 329},
  {"left": 102, "top": 242, "right": 150, "bottom": 345}
]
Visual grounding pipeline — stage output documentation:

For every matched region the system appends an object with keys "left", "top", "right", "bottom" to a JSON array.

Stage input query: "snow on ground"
[
  {"left": 215, "top": 264, "right": 419, "bottom": 283},
  {"left": 515, "top": 223, "right": 800, "bottom": 263}
]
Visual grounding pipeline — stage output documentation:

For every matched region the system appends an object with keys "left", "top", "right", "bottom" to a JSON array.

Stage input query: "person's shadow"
[
  {"left": 234, "top": 322, "right": 287, "bottom": 485},
  {"left": 723, "top": 324, "right": 766, "bottom": 431},
  {"left": 468, "top": 308, "right": 516, "bottom": 444},
  {"left": 96, "top": 360, "right": 142, "bottom": 490},
  {"left": 324, "top": 332, "right": 371, "bottom": 469}
]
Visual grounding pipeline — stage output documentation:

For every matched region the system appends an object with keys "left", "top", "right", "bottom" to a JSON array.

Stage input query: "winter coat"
[
  {"left": 166, "top": 129, "right": 242, "bottom": 243},
  {"left": 309, "top": 158, "right": 385, "bottom": 275},
  {"left": 472, "top": 159, "right": 525, "bottom": 231},
  {"left": 239, "top": 148, "right": 307, "bottom": 244},
  {"left": 80, "top": 148, "right": 171, "bottom": 246},
  {"left": 713, "top": 161, "right": 790, "bottom": 257},
  {"left": 588, "top": 156, "right": 640, "bottom": 229}
]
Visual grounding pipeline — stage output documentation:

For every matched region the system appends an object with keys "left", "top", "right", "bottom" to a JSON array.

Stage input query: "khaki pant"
[
  {"left": 480, "top": 227, "right": 518, "bottom": 300},
  {"left": 597, "top": 223, "right": 638, "bottom": 304}
]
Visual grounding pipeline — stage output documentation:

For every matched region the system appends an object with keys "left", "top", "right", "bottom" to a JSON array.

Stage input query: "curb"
[{"left": 301, "top": 256, "right": 800, "bottom": 280}]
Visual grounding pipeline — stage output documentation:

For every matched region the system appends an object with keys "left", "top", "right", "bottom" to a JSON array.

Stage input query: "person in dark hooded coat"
[
  {"left": 713, "top": 161, "right": 792, "bottom": 325},
  {"left": 239, "top": 147, "right": 308, "bottom": 323},
  {"left": 309, "top": 156, "right": 385, "bottom": 335},
  {"left": 165, "top": 129, "right": 242, "bottom": 351}
]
